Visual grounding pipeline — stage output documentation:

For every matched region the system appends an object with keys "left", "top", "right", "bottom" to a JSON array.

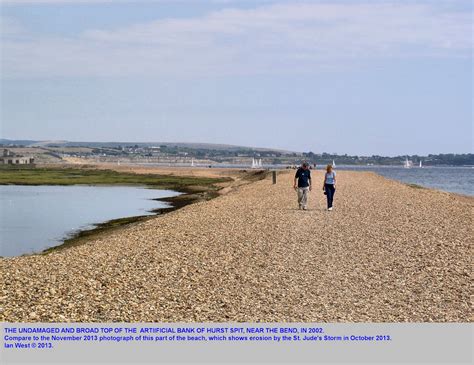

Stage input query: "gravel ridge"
[{"left": 1, "top": 170, "right": 472, "bottom": 322}]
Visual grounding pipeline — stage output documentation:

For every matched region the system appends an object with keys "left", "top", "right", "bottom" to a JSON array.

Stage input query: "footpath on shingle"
[{"left": 1, "top": 169, "right": 472, "bottom": 322}]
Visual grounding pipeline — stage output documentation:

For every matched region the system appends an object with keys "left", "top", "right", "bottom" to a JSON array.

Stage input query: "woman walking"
[{"left": 323, "top": 164, "right": 336, "bottom": 211}]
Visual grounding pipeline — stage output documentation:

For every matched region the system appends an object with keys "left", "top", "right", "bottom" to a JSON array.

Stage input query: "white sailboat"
[
  {"left": 252, "top": 158, "right": 263, "bottom": 169},
  {"left": 419, "top": 160, "right": 423, "bottom": 168},
  {"left": 191, "top": 158, "right": 195, "bottom": 167},
  {"left": 332, "top": 160, "right": 336, "bottom": 168},
  {"left": 404, "top": 157, "right": 412, "bottom": 169}
]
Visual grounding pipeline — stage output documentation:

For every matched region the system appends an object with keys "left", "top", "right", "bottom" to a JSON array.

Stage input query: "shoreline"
[
  {"left": 1, "top": 169, "right": 471, "bottom": 322},
  {"left": 361, "top": 170, "right": 474, "bottom": 200},
  {"left": 40, "top": 186, "right": 218, "bottom": 256},
  {"left": 3, "top": 165, "right": 472, "bottom": 257},
  {"left": 1, "top": 165, "right": 268, "bottom": 257}
]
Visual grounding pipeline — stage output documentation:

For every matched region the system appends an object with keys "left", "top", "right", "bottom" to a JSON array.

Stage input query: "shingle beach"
[{"left": 1, "top": 169, "right": 472, "bottom": 322}]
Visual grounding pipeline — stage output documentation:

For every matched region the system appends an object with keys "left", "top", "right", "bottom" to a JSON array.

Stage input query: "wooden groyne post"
[{"left": 272, "top": 171, "right": 277, "bottom": 184}]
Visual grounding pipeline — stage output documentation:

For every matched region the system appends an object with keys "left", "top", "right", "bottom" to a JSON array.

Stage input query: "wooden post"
[{"left": 272, "top": 171, "right": 277, "bottom": 184}]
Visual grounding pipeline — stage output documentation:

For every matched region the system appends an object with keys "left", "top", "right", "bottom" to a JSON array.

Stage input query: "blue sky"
[{"left": 0, "top": 0, "right": 472, "bottom": 155}]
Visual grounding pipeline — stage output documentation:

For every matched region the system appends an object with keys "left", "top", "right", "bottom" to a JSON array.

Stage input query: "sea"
[
  {"left": 136, "top": 162, "right": 474, "bottom": 196},
  {"left": 337, "top": 166, "right": 473, "bottom": 196}
]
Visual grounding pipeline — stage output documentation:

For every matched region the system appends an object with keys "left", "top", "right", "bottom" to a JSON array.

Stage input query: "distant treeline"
[
  {"left": 2, "top": 141, "right": 472, "bottom": 166},
  {"left": 303, "top": 152, "right": 474, "bottom": 166}
]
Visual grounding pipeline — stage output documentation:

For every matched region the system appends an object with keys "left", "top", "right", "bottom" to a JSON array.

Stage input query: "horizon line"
[{"left": 1, "top": 137, "right": 472, "bottom": 158}]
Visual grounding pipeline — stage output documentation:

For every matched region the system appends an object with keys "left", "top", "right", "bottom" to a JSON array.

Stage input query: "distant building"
[{"left": 0, "top": 149, "right": 35, "bottom": 165}]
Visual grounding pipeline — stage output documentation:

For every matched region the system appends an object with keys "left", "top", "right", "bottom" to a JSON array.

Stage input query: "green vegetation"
[
  {"left": 0, "top": 166, "right": 233, "bottom": 255},
  {"left": 406, "top": 183, "right": 425, "bottom": 189},
  {"left": 3, "top": 139, "right": 472, "bottom": 166},
  {"left": 41, "top": 215, "right": 152, "bottom": 255},
  {"left": 0, "top": 166, "right": 229, "bottom": 192}
]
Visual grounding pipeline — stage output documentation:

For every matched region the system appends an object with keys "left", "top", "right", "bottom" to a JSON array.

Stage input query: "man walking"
[{"left": 294, "top": 162, "right": 312, "bottom": 210}]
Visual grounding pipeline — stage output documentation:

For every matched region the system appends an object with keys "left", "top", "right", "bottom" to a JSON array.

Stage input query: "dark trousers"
[{"left": 324, "top": 184, "right": 336, "bottom": 208}]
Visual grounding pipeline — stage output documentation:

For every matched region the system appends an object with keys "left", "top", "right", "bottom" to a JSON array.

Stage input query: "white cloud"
[{"left": 1, "top": 2, "right": 471, "bottom": 78}]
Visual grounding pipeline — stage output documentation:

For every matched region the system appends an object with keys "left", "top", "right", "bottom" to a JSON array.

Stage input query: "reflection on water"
[{"left": 0, "top": 185, "right": 180, "bottom": 257}]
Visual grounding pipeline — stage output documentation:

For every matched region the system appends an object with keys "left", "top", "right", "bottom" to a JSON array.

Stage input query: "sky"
[{"left": 0, "top": 0, "right": 472, "bottom": 155}]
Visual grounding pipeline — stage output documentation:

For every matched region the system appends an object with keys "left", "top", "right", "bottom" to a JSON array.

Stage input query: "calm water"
[
  {"left": 139, "top": 163, "right": 473, "bottom": 195},
  {"left": 0, "top": 185, "right": 180, "bottom": 257},
  {"left": 338, "top": 166, "right": 474, "bottom": 196}
]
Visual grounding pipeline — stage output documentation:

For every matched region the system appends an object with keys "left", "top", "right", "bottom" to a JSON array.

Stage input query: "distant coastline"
[{"left": 1, "top": 139, "right": 472, "bottom": 167}]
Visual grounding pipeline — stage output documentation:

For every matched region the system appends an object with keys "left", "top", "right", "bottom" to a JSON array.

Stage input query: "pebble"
[{"left": 0, "top": 170, "right": 471, "bottom": 322}]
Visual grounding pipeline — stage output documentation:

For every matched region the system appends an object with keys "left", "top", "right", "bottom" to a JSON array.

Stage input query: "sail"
[{"left": 404, "top": 157, "right": 412, "bottom": 168}]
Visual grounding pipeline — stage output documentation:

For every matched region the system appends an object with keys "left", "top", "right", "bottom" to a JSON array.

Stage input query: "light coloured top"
[{"left": 325, "top": 171, "right": 336, "bottom": 185}]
